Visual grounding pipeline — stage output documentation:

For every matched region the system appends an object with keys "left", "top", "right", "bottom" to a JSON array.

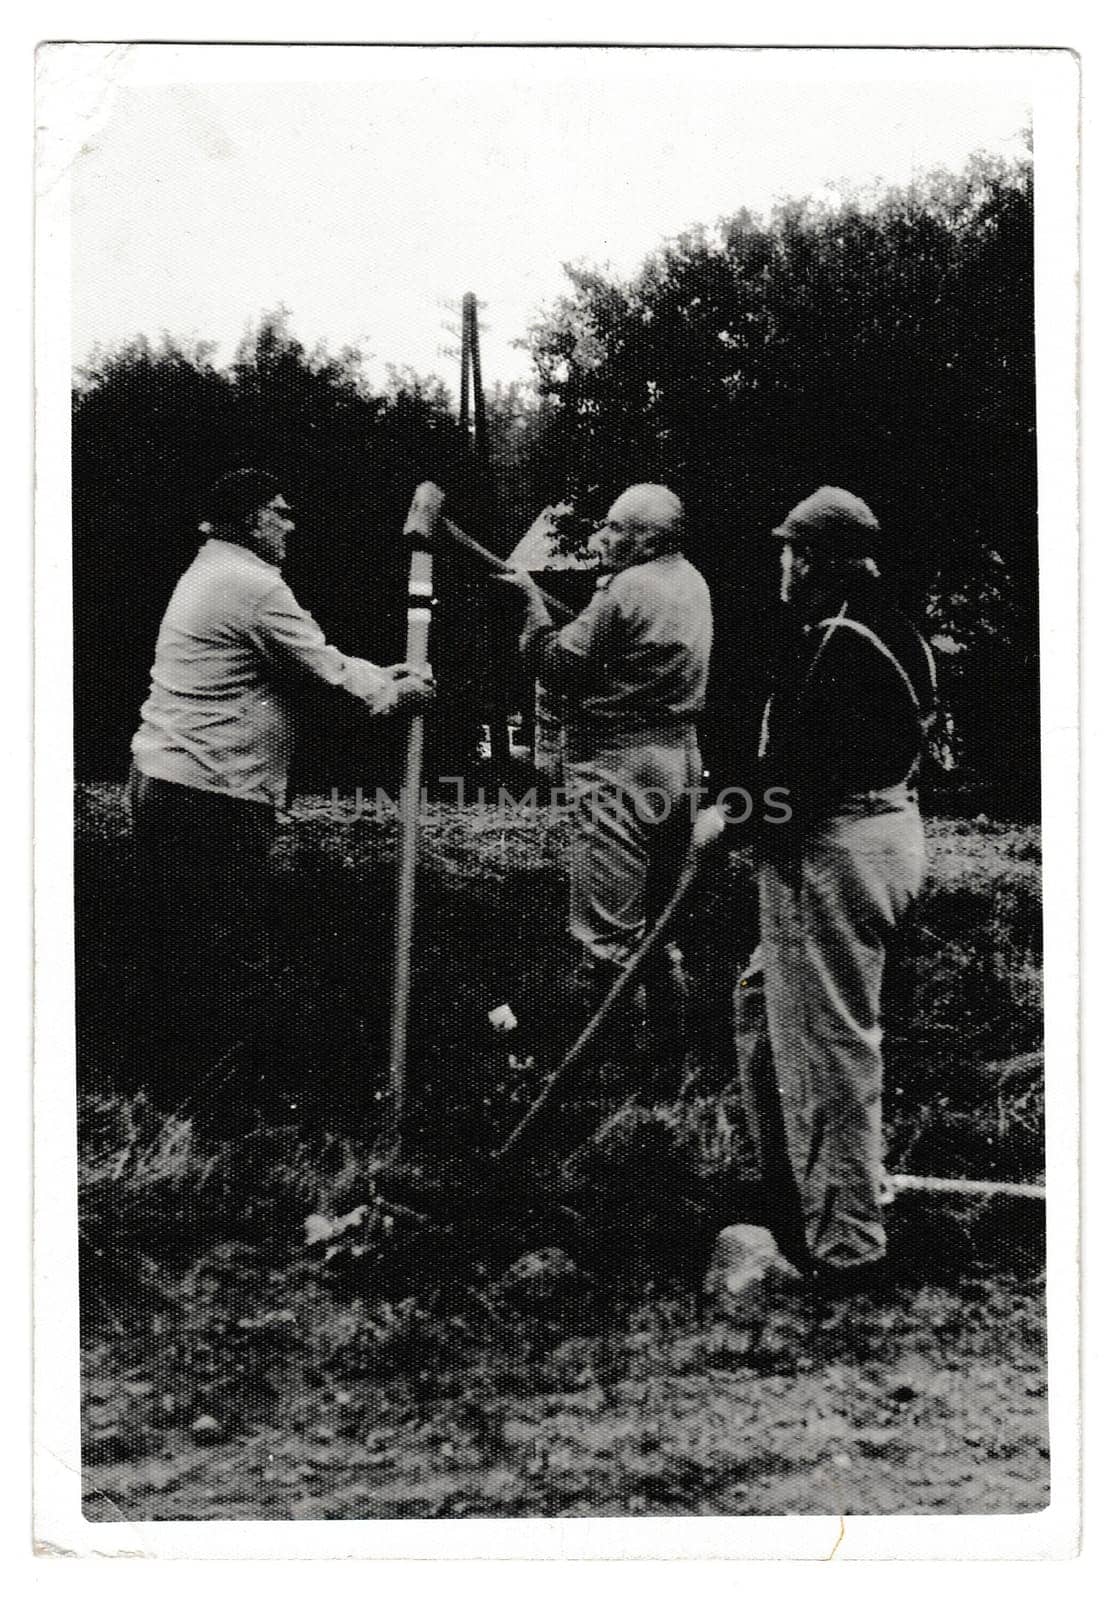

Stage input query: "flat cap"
[{"left": 773, "top": 485, "right": 881, "bottom": 550}]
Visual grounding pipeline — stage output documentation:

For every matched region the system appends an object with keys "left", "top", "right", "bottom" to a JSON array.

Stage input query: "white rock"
[
  {"left": 703, "top": 1224, "right": 802, "bottom": 1319},
  {"left": 488, "top": 1003, "right": 518, "bottom": 1033}
]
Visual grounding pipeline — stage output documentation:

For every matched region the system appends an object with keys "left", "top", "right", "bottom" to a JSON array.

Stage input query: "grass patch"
[{"left": 75, "top": 783, "right": 1044, "bottom": 1266}]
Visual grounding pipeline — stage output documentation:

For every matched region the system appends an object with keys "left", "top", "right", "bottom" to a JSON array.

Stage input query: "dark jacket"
[{"left": 758, "top": 574, "right": 936, "bottom": 829}]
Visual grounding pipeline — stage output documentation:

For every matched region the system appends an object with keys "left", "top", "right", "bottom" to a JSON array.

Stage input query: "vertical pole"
[
  {"left": 467, "top": 293, "right": 489, "bottom": 467},
  {"left": 463, "top": 290, "right": 505, "bottom": 760},
  {"left": 459, "top": 293, "right": 472, "bottom": 441},
  {"left": 387, "top": 481, "right": 444, "bottom": 1152}
]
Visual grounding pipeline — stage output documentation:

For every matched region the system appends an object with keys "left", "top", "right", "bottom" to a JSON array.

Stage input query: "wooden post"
[{"left": 387, "top": 481, "right": 444, "bottom": 1151}]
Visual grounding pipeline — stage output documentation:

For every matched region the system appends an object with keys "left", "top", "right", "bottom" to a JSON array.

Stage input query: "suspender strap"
[
  {"left": 917, "top": 629, "right": 938, "bottom": 696},
  {"left": 815, "top": 613, "right": 926, "bottom": 719},
  {"left": 759, "top": 602, "right": 849, "bottom": 761}
]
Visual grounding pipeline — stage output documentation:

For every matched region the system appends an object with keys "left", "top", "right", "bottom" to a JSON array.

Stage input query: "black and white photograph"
[{"left": 33, "top": 39, "right": 1079, "bottom": 1558}]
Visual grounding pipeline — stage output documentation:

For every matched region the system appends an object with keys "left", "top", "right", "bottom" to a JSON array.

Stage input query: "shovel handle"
[{"left": 495, "top": 846, "right": 701, "bottom": 1160}]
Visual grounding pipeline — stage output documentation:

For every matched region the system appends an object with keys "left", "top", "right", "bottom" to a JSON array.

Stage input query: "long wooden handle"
[
  {"left": 442, "top": 514, "right": 578, "bottom": 621},
  {"left": 495, "top": 846, "right": 701, "bottom": 1160},
  {"left": 387, "top": 483, "right": 443, "bottom": 1148}
]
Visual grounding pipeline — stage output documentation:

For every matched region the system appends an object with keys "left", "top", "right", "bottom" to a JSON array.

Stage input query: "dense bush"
[{"left": 517, "top": 152, "right": 1038, "bottom": 814}]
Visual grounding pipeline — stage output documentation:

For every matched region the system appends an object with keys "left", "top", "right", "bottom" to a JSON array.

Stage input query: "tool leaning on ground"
[{"left": 493, "top": 802, "right": 729, "bottom": 1162}]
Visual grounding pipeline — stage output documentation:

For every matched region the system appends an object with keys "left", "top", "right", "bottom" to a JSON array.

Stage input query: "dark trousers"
[{"left": 125, "top": 766, "right": 278, "bottom": 1113}]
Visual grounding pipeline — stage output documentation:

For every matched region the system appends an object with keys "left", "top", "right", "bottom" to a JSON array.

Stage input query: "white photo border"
[{"left": 33, "top": 39, "right": 1080, "bottom": 1561}]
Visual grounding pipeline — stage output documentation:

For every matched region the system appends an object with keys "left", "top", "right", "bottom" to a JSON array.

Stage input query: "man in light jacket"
[
  {"left": 128, "top": 467, "right": 433, "bottom": 1109},
  {"left": 500, "top": 483, "right": 713, "bottom": 1080}
]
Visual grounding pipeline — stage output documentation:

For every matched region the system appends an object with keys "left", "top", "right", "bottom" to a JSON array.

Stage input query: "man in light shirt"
[
  {"left": 128, "top": 467, "right": 433, "bottom": 1111},
  {"left": 499, "top": 483, "right": 713, "bottom": 1084}
]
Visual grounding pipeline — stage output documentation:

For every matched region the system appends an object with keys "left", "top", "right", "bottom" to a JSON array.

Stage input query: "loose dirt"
[{"left": 82, "top": 1250, "right": 1046, "bottom": 1521}]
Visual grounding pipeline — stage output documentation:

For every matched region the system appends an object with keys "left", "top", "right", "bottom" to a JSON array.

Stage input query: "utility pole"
[
  {"left": 464, "top": 291, "right": 489, "bottom": 465},
  {"left": 457, "top": 291, "right": 508, "bottom": 764},
  {"left": 457, "top": 291, "right": 490, "bottom": 472},
  {"left": 459, "top": 295, "right": 472, "bottom": 444}
]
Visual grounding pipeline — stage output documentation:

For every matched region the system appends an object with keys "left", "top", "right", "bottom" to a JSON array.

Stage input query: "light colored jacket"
[
  {"left": 132, "top": 538, "right": 397, "bottom": 807},
  {"left": 521, "top": 552, "right": 713, "bottom": 750}
]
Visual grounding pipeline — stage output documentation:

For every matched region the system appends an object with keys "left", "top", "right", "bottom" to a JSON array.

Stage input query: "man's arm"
[
  {"left": 518, "top": 579, "right": 620, "bottom": 696},
  {"left": 248, "top": 581, "right": 430, "bottom": 715}
]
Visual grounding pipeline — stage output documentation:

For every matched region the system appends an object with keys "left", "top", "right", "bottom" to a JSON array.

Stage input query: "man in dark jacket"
[{"left": 748, "top": 486, "right": 936, "bottom": 1294}]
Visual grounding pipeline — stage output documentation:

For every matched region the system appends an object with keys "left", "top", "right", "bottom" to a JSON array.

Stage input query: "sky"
[{"left": 67, "top": 47, "right": 1032, "bottom": 392}]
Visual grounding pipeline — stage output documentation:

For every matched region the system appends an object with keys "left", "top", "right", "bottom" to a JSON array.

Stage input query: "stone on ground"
[{"left": 703, "top": 1223, "right": 803, "bottom": 1323}]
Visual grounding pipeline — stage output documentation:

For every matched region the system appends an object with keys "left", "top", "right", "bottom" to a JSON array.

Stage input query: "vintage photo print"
[{"left": 34, "top": 43, "right": 1079, "bottom": 1558}]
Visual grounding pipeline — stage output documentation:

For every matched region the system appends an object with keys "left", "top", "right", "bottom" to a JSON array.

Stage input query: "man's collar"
[
  {"left": 203, "top": 536, "right": 282, "bottom": 572},
  {"left": 601, "top": 548, "right": 681, "bottom": 580}
]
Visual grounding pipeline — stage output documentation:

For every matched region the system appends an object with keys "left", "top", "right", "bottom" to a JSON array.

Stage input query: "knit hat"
[{"left": 772, "top": 486, "right": 881, "bottom": 551}]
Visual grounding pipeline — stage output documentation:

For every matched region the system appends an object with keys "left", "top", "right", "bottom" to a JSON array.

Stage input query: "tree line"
[{"left": 72, "top": 149, "right": 1038, "bottom": 814}]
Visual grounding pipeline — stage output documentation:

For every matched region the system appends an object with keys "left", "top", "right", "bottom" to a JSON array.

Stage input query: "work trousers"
[
  {"left": 564, "top": 723, "right": 702, "bottom": 968},
  {"left": 125, "top": 766, "right": 277, "bottom": 1110},
  {"left": 755, "top": 784, "right": 926, "bottom": 1270}
]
